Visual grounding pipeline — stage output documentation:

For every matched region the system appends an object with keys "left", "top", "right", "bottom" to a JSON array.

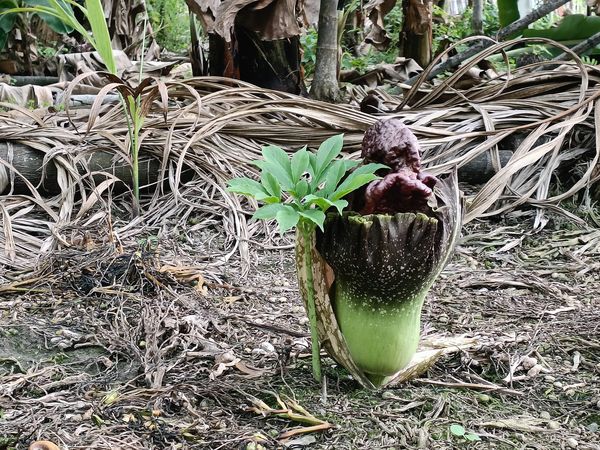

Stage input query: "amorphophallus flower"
[{"left": 296, "top": 118, "right": 463, "bottom": 387}]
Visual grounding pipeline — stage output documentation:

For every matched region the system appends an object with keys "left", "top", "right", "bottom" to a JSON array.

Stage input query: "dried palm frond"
[{"left": 0, "top": 45, "right": 598, "bottom": 279}]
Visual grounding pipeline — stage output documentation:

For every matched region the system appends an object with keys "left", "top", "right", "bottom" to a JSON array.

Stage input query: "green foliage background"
[{"left": 147, "top": 0, "right": 189, "bottom": 53}]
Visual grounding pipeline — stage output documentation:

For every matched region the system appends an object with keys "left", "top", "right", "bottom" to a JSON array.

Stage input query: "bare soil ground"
[{"left": 1, "top": 216, "right": 599, "bottom": 450}]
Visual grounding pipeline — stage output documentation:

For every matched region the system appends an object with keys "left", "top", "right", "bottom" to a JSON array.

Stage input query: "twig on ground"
[{"left": 414, "top": 378, "right": 524, "bottom": 396}]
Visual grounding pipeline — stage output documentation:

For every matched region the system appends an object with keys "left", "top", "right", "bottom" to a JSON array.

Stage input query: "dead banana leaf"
[
  {"left": 387, "top": 335, "right": 478, "bottom": 385},
  {"left": 29, "top": 441, "right": 60, "bottom": 450},
  {"left": 478, "top": 417, "right": 552, "bottom": 433}
]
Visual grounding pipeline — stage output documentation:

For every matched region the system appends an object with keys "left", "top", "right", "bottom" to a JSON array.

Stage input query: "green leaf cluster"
[
  {"left": 147, "top": 0, "right": 189, "bottom": 53},
  {"left": 449, "top": 424, "right": 481, "bottom": 442},
  {"left": 0, "top": 0, "right": 116, "bottom": 73},
  {"left": 227, "top": 134, "right": 386, "bottom": 233}
]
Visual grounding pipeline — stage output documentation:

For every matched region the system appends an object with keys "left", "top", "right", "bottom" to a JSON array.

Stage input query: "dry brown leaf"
[
  {"left": 234, "top": 360, "right": 268, "bottom": 378},
  {"left": 478, "top": 417, "right": 553, "bottom": 433},
  {"left": 29, "top": 441, "right": 60, "bottom": 450},
  {"left": 159, "top": 264, "right": 207, "bottom": 294},
  {"left": 247, "top": 393, "right": 333, "bottom": 428}
]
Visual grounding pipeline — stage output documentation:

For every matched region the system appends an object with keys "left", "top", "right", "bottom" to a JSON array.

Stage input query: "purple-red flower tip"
[{"left": 357, "top": 118, "right": 438, "bottom": 215}]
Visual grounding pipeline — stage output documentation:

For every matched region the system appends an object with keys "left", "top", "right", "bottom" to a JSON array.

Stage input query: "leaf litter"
[
  {"left": 0, "top": 47, "right": 600, "bottom": 448},
  {"left": 0, "top": 212, "right": 599, "bottom": 449}
]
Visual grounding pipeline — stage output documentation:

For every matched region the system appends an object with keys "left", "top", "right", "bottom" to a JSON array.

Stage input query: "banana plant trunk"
[
  {"left": 399, "top": 0, "right": 433, "bottom": 68},
  {"left": 309, "top": 0, "right": 341, "bottom": 102}
]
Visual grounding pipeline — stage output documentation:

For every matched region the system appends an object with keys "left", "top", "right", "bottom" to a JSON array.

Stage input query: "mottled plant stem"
[{"left": 300, "top": 222, "right": 322, "bottom": 381}]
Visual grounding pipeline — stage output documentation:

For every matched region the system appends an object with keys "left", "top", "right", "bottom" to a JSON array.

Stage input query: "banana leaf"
[
  {"left": 498, "top": 0, "right": 519, "bottom": 28},
  {"left": 522, "top": 15, "right": 600, "bottom": 41}
]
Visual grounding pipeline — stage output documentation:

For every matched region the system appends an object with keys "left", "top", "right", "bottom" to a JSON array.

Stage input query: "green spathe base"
[{"left": 333, "top": 276, "right": 426, "bottom": 386}]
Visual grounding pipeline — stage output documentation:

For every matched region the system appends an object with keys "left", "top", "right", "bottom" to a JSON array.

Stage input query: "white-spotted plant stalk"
[{"left": 227, "top": 135, "right": 385, "bottom": 381}]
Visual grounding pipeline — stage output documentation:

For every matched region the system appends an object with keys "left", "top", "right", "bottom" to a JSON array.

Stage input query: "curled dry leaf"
[{"left": 247, "top": 393, "right": 333, "bottom": 430}]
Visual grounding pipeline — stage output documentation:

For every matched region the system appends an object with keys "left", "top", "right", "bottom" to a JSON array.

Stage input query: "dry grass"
[{"left": 1, "top": 46, "right": 600, "bottom": 278}]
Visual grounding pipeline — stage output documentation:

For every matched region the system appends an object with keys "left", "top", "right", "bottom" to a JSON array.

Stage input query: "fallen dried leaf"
[
  {"left": 478, "top": 417, "right": 550, "bottom": 433},
  {"left": 159, "top": 264, "right": 207, "bottom": 294},
  {"left": 235, "top": 361, "right": 267, "bottom": 378}
]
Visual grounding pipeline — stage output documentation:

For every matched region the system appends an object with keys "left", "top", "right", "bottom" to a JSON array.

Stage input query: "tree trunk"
[
  {"left": 236, "top": 28, "right": 304, "bottom": 94},
  {"left": 208, "top": 28, "right": 304, "bottom": 94},
  {"left": 399, "top": 0, "right": 433, "bottom": 69},
  {"left": 0, "top": 142, "right": 162, "bottom": 196},
  {"left": 208, "top": 33, "right": 235, "bottom": 79},
  {"left": 310, "top": 0, "right": 341, "bottom": 102},
  {"left": 472, "top": 0, "right": 484, "bottom": 34}
]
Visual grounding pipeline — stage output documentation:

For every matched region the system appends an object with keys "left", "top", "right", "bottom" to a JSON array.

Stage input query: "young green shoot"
[
  {"left": 1, "top": 0, "right": 154, "bottom": 215},
  {"left": 227, "top": 134, "right": 385, "bottom": 381}
]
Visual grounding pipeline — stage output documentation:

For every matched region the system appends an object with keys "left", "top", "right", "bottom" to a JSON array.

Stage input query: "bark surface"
[{"left": 309, "top": 0, "right": 341, "bottom": 102}]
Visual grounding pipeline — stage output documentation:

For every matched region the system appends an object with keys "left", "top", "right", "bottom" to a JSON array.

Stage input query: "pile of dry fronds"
[{"left": 1, "top": 43, "right": 599, "bottom": 278}]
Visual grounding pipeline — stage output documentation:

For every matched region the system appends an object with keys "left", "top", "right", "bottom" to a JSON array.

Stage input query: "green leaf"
[
  {"left": 464, "top": 433, "right": 481, "bottom": 442},
  {"left": 252, "top": 203, "right": 286, "bottom": 220},
  {"left": 315, "top": 159, "right": 359, "bottom": 193},
  {"left": 294, "top": 180, "right": 309, "bottom": 199},
  {"left": 299, "top": 209, "right": 326, "bottom": 230},
  {"left": 0, "top": 0, "right": 17, "bottom": 35},
  {"left": 303, "top": 195, "right": 348, "bottom": 215},
  {"left": 259, "top": 196, "right": 280, "bottom": 204},
  {"left": 291, "top": 147, "right": 310, "bottom": 182},
  {"left": 262, "top": 145, "right": 292, "bottom": 178},
  {"left": 308, "top": 152, "right": 318, "bottom": 178},
  {"left": 275, "top": 205, "right": 300, "bottom": 233},
  {"left": 349, "top": 162, "right": 389, "bottom": 176},
  {"left": 253, "top": 145, "right": 294, "bottom": 190},
  {"left": 260, "top": 172, "right": 281, "bottom": 200},
  {"left": 25, "top": 0, "right": 74, "bottom": 33},
  {"left": 84, "top": 0, "right": 117, "bottom": 74},
  {"left": 227, "top": 177, "right": 268, "bottom": 198},
  {"left": 522, "top": 14, "right": 600, "bottom": 41},
  {"left": 319, "top": 160, "right": 346, "bottom": 196},
  {"left": 315, "top": 134, "right": 343, "bottom": 177},
  {"left": 331, "top": 199, "right": 348, "bottom": 215},
  {"left": 303, "top": 194, "right": 332, "bottom": 210},
  {"left": 497, "top": 0, "right": 519, "bottom": 28},
  {"left": 253, "top": 160, "right": 292, "bottom": 191},
  {"left": 329, "top": 163, "right": 387, "bottom": 201},
  {"left": 329, "top": 174, "right": 378, "bottom": 201},
  {"left": 449, "top": 424, "right": 466, "bottom": 437},
  {"left": 342, "top": 159, "right": 361, "bottom": 170}
]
